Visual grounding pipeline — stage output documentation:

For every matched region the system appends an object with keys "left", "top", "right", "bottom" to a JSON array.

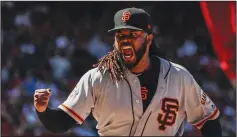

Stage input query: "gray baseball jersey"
[{"left": 58, "top": 57, "right": 220, "bottom": 136}]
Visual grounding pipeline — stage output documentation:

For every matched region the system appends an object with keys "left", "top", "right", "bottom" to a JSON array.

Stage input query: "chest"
[{"left": 93, "top": 75, "right": 186, "bottom": 136}]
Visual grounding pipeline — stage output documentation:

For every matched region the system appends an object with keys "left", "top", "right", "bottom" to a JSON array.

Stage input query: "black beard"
[{"left": 118, "top": 40, "right": 148, "bottom": 70}]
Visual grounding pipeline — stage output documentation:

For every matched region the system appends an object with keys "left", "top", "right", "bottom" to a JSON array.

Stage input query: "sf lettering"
[
  {"left": 201, "top": 92, "right": 207, "bottom": 105},
  {"left": 122, "top": 11, "right": 131, "bottom": 23},
  {"left": 157, "top": 98, "right": 179, "bottom": 131},
  {"left": 141, "top": 87, "right": 148, "bottom": 100}
]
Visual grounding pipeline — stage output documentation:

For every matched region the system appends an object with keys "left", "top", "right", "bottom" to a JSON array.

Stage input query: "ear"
[{"left": 146, "top": 34, "right": 153, "bottom": 46}]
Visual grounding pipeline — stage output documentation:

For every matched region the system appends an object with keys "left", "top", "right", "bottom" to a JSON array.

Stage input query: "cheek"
[
  {"left": 133, "top": 39, "right": 146, "bottom": 51},
  {"left": 114, "top": 39, "right": 120, "bottom": 50}
]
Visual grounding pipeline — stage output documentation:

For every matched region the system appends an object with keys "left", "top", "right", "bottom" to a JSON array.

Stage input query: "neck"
[{"left": 130, "top": 54, "right": 151, "bottom": 74}]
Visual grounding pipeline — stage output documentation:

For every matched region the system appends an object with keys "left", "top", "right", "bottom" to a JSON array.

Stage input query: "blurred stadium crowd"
[{"left": 1, "top": 1, "right": 236, "bottom": 136}]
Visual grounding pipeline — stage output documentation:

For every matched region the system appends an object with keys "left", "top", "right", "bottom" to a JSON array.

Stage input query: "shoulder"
[
  {"left": 81, "top": 67, "right": 110, "bottom": 86},
  {"left": 170, "top": 62, "right": 190, "bottom": 75},
  {"left": 159, "top": 57, "right": 194, "bottom": 81}
]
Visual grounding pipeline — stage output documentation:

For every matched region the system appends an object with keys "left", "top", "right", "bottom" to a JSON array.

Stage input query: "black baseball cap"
[{"left": 108, "top": 7, "right": 153, "bottom": 34}]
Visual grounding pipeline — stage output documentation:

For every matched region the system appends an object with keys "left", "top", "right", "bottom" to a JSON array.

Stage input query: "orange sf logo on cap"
[{"left": 122, "top": 11, "right": 131, "bottom": 23}]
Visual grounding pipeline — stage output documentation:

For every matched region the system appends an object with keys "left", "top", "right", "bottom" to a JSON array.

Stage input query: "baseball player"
[{"left": 34, "top": 8, "right": 222, "bottom": 136}]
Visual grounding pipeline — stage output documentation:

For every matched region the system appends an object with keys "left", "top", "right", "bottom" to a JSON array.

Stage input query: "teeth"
[
  {"left": 124, "top": 55, "right": 132, "bottom": 59},
  {"left": 121, "top": 46, "right": 132, "bottom": 50}
]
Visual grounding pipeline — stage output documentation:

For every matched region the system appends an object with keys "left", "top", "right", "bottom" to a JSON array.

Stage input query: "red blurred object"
[
  {"left": 220, "top": 61, "right": 229, "bottom": 71},
  {"left": 200, "top": 1, "right": 236, "bottom": 87},
  {"left": 1, "top": 118, "right": 14, "bottom": 136}
]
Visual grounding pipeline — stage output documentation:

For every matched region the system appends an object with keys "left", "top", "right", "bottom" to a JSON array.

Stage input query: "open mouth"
[{"left": 121, "top": 46, "right": 133, "bottom": 59}]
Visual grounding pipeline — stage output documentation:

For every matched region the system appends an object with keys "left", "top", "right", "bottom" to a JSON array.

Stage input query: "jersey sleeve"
[
  {"left": 58, "top": 70, "right": 95, "bottom": 124},
  {"left": 184, "top": 75, "right": 220, "bottom": 129}
]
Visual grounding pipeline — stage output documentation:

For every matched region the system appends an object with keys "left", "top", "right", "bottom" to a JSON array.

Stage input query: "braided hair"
[{"left": 93, "top": 48, "right": 127, "bottom": 83}]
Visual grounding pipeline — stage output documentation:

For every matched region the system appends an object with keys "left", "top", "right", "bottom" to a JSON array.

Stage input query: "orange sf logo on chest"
[
  {"left": 141, "top": 87, "right": 148, "bottom": 100},
  {"left": 122, "top": 11, "right": 131, "bottom": 23}
]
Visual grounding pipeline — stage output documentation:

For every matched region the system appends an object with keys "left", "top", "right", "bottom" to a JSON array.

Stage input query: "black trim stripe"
[
  {"left": 125, "top": 78, "right": 135, "bottom": 137},
  {"left": 141, "top": 111, "right": 152, "bottom": 136},
  {"left": 164, "top": 61, "right": 171, "bottom": 79},
  {"left": 61, "top": 104, "right": 84, "bottom": 123},
  {"left": 174, "top": 122, "right": 184, "bottom": 136}
]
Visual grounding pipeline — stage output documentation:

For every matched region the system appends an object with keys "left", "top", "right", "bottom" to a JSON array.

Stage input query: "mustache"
[{"left": 120, "top": 42, "right": 133, "bottom": 47}]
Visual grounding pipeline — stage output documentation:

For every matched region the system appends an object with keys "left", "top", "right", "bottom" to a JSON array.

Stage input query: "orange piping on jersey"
[
  {"left": 195, "top": 108, "right": 219, "bottom": 129},
  {"left": 61, "top": 104, "right": 84, "bottom": 123}
]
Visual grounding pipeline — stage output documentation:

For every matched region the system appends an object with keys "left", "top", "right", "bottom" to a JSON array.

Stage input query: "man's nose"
[
  {"left": 120, "top": 36, "right": 131, "bottom": 43},
  {"left": 122, "top": 38, "right": 129, "bottom": 43}
]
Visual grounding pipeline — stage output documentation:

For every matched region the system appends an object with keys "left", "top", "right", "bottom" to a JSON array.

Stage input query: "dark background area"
[{"left": 1, "top": 1, "right": 236, "bottom": 136}]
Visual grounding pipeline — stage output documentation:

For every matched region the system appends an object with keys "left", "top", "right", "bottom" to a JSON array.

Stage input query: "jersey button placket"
[
  {"left": 136, "top": 100, "right": 140, "bottom": 103},
  {"left": 131, "top": 76, "right": 143, "bottom": 120},
  {"left": 134, "top": 79, "right": 141, "bottom": 105}
]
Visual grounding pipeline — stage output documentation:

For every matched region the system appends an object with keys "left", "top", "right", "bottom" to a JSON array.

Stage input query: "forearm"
[
  {"left": 36, "top": 107, "right": 77, "bottom": 134},
  {"left": 201, "top": 118, "right": 222, "bottom": 137}
]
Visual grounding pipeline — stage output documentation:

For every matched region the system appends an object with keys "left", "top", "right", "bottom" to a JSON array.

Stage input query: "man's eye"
[
  {"left": 131, "top": 33, "right": 138, "bottom": 38},
  {"left": 116, "top": 34, "right": 123, "bottom": 38}
]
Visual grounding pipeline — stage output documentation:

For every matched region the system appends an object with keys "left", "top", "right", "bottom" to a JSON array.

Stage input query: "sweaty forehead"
[{"left": 116, "top": 29, "right": 144, "bottom": 34}]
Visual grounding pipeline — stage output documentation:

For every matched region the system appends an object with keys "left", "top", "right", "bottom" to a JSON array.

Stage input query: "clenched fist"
[{"left": 34, "top": 89, "right": 52, "bottom": 112}]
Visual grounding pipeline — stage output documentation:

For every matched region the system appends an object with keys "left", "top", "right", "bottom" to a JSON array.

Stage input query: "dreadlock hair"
[
  {"left": 93, "top": 39, "right": 166, "bottom": 83},
  {"left": 93, "top": 48, "right": 127, "bottom": 83}
]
